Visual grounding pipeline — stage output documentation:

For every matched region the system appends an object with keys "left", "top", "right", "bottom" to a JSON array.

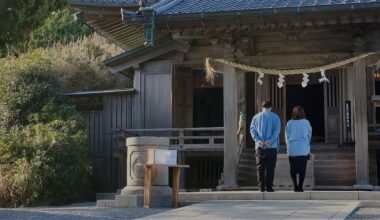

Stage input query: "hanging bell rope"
[{"left": 205, "top": 52, "right": 378, "bottom": 81}]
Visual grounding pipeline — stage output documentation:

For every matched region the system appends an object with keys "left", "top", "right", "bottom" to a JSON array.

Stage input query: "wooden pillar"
[
  {"left": 353, "top": 59, "right": 373, "bottom": 189},
  {"left": 221, "top": 64, "right": 239, "bottom": 187}
]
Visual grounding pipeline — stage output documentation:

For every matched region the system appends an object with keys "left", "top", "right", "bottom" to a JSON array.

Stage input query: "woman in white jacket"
[{"left": 285, "top": 106, "right": 312, "bottom": 192}]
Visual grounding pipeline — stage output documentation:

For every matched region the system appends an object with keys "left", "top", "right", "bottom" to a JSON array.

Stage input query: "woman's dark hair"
[{"left": 291, "top": 106, "right": 306, "bottom": 120}]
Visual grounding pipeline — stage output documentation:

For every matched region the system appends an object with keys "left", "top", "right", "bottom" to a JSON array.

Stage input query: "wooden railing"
[
  {"left": 368, "top": 123, "right": 380, "bottom": 147},
  {"left": 115, "top": 127, "right": 224, "bottom": 151}
]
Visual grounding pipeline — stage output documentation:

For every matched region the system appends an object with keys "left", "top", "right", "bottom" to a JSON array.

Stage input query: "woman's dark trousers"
[
  {"left": 256, "top": 148, "right": 277, "bottom": 191},
  {"left": 289, "top": 156, "right": 308, "bottom": 191}
]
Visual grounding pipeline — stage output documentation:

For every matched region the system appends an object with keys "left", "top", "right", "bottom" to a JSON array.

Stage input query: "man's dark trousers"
[{"left": 256, "top": 148, "right": 277, "bottom": 190}]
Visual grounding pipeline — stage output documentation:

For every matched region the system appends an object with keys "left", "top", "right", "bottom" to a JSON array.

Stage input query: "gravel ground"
[
  {"left": 347, "top": 202, "right": 380, "bottom": 219},
  {"left": 0, "top": 202, "right": 172, "bottom": 220}
]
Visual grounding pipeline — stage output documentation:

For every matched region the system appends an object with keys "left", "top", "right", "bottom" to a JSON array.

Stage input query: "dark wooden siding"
[
  {"left": 103, "top": 94, "right": 134, "bottom": 190},
  {"left": 79, "top": 60, "right": 174, "bottom": 192},
  {"left": 82, "top": 94, "right": 135, "bottom": 192}
]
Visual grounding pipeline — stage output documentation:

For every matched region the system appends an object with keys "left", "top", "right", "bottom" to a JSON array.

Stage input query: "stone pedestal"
[
  {"left": 97, "top": 137, "right": 172, "bottom": 207},
  {"left": 273, "top": 153, "right": 314, "bottom": 189}
]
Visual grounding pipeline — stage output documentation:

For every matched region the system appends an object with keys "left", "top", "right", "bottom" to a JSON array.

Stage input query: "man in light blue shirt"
[{"left": 250, "top": 100, "right": 281, "bottom": 192}]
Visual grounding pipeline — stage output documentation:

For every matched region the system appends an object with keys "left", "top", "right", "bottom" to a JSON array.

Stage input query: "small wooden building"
[{"left": 69, "top": 0, "right": 380, "bottom": 192}]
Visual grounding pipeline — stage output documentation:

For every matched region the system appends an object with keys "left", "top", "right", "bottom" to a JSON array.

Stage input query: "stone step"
[
  {"left": 238, "top": 162, "right": 256, "bottom": 167},
  {"left": 179, "top": 191, "right": 380, "bottom": 202},
  {"left": 237, "top": 163, "right": 256, "bottom": 168},
  {"left": 96, "top": 192, "right": 118, "bottom": 200},
  {"left": 237, "top": 173, "right": 256, "bottom": 179},
  {"left": 240, "top": 155, "right": 256, "bottom": 161},
  {"left": 96, "top": 199, "right": 116, "bottom": 207}
]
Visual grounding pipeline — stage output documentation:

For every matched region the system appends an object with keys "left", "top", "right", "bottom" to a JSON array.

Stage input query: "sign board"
[
  {"left": 147, "top": 149, "right": 177, "bottom": 165},
  {"left": 345, "top": 100, "right": 352, "bottom": 132}
]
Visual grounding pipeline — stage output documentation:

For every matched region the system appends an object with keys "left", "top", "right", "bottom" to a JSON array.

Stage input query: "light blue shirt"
[
  {"left": 250, "top": 108, "right": 281, "bottom": 150},
  {"left": 285, "top": 119, "right": 312, "bottom": 156}
]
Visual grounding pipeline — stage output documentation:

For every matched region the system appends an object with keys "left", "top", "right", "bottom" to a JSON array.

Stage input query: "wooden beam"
[{"left": 108, "top": 41, "right": 190, "bottom": 73}]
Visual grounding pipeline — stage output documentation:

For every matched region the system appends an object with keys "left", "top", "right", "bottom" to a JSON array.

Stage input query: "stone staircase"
[
  {"left": 237, "top": 148, "right": 258, "bottom": 186},
  {"left": 313, "top": 148, "right": 356, "bottom": 187},
  {"left": 235, "top": 145, "right": 357, "bottom": 189}
]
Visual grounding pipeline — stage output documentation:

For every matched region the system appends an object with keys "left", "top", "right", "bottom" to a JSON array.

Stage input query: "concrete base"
[
  {"left": 97, "top": 194, "right": 172, "bottom": 207},
  {"left": 216, "top": 184, "right": 239, "bottom": 191},
  {"left": 353, "top": 184, "right": 374, "bottom": 191},
  {"left": 179, "top": 191, "right": 380, "bottom": 203},
  {"left": 121, "top": 185, "right": 172, "bottom": 197},
  {"left": 97, "top": 186, "right": 172, "bottom": 207}
]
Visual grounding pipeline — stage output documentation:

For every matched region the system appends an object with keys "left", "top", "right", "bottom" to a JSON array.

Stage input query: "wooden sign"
[{"left": 147, "top": 149, "right": 177, "bottom": 165}]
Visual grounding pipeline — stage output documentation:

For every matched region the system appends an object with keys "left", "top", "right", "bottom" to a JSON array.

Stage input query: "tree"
[
  {"left": 28, "top": 9, "right": 92, "bottom": 49},
  {"left": 0, "top": 0, "right": 68, "bottom": 56}
]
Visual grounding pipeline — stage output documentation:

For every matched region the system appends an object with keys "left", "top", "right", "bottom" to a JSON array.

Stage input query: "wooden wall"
[
  {"left": 81, "top": 94, "right": 135, "bottom": 191},
  {"left": 78, "top": 60, "right": 174, "bottom": 192}
]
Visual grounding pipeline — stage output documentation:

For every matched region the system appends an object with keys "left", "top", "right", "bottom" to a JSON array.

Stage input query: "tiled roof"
[
  {"left": 69, "top": 0, "right": 138, "bottom": 7},
  {"left": 155, "top": 0, "right": 380, "bottom": 15}
]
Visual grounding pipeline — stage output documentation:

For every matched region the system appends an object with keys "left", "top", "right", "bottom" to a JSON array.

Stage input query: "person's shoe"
[
  {"left": 297, "top": 185, "right": 304, "bottom": 192},
  {"left": 293, "top": 186, "right": 299, "bottom": 192},
  {"left": 266, "top": 188, "right": 275, "bottom": 192},
  {"left": 259, "top": 188, "right": 265, "bottom": 192}
]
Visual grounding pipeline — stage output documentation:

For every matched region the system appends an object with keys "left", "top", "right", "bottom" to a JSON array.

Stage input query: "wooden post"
[
  {"left": 353, "top": 59, "right": 373, "bottom": 189},
  {"left": 144, "top": 165, "right": 152, "bottom": 207},
  {"left": 172, "top": 167, "right": 180, "bottom": 208},
  {"left": 221, "top": 64, "right": 239, "bottom": 188}
]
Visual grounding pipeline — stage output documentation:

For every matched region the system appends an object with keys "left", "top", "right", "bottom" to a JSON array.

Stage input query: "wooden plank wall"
[
  {"left": 80, "top": 61, "right": 174, "bottom": 192},
  {"left": 82, "top": 94, "right": 135, "bottom": 192},
  {"left": 103, "top": 94, "right": 134, "bottom": 190},
  {"left": 82, "top": 111, "right": 106, "bottom": 191}
]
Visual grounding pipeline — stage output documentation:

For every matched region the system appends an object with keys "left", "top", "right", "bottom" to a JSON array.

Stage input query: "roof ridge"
[{"left": 152, "top": 0, "right": 183, "bottom": 13}]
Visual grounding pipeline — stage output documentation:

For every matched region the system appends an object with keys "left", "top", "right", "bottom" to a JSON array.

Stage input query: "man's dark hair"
[{"left": 261, "top": 100, "right": 273, "bottom": 108}]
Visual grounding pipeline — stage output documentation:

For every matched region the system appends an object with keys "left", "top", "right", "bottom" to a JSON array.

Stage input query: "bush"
[
  {"left": 0, "top": 60, "right": 58, "bottom": 129},
  {"left": 0, "top": 63, "right": 91, "bottom": 207},
  {"left": 1, "top": 34, "right": 131, "bottom": 93}
]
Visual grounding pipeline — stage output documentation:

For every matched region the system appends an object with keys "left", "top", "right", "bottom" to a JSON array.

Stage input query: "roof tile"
[{"left": 155, "top": 0, "right": 380, "bottom": 15}]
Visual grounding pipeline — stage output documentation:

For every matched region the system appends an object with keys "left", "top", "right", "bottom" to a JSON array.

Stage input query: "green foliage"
[
  {"left": 28, "top": 9, "right": 92, "bottom": 49},
  {"left": 0, "top": 0, "right": 84, "bottom": 57},
  {"left": 1, "top": 34, "right": 130, "bottom": 93},
  {"left": 0, "top": 59, "right": 58, "bottom": 129},
  {"left": 0, "top": 59, "right": 91, "bottom": 207}
]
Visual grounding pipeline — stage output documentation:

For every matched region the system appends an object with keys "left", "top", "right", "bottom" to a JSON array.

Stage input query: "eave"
[
  {"left": 104, "top": 35, "right": 190, "bottom": 73},
  {"left": 69, "top": 0, "right": 138, "bottom": 8},
  {"left": 123, "top": 2, "right": 380, "bottom": 24},
  {"left": 65, "top": 88, "right": 136, "bottom": 97}
]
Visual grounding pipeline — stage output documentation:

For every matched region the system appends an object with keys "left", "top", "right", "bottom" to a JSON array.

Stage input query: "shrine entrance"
[
  {"left": 264, "top": 70, "right": 343, "bottom": 144},
  {"left": 286, "top": 83, "right": 325, "bottom": 142}
]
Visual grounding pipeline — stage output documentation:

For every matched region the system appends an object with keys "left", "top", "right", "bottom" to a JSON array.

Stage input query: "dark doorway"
[
  {"left": 286, "top": 84, "right": 325, "bottom": 142},
  {"left": 193, "top": 88, "right": 223, "bottom": 127}
]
